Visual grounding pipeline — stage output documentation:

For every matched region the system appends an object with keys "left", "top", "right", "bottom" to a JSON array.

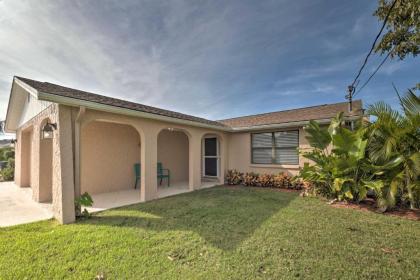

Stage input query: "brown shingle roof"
[
  {"left": 15, "top": 76, "right": 363, "bottom": 130},
  {"left": 218, "top": 100, "right": 363, "bottom": 128},
  {"left": 16, "top": 76, "right": 227, "bottom": 128}
]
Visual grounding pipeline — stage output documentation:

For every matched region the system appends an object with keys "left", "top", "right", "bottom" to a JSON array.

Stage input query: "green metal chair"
[
  {"left": 134, "top": 163, "right": 141, "bottom": 189},
  {"left": 157, "top": 162, "right": 170, "bottom": 187},
  {"left": 134, "top": 162, "right": 170, "bottom": 188}
]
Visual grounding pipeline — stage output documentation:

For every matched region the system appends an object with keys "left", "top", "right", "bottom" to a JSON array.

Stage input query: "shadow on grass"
[{"left": 82, "top": 186, "right": 297, "bottom": 250}]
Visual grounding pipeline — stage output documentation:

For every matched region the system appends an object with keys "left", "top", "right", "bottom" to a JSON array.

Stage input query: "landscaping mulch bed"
[
  {"left": 330, "top": 199, "right": 420, "bottom": 221},
  {"left": 226, "top": 185, "right": 419, "bottom": 221},
  {"left": 225, "top": 184, "right": 301, "bottom": 193}
]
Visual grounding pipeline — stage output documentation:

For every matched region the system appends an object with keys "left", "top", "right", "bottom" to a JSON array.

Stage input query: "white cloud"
[{"left": 0, "top": 0, "right": 416, "bottom": 122}]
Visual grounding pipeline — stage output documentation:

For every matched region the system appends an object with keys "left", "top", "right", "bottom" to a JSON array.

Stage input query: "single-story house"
[{"left": 4, "top": 76, "right": 363, "bottom": 224}]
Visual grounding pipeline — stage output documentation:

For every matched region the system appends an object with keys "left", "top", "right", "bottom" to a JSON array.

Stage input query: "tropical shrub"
[
  {"left": 298, "top": 90, "right": 420, "bottom": 211},
  {"left": 257, "top": 173, "right": 275, "bottom": 187},
  {"left": 366, "top": 89, "right": 420, "bottom": 210},
  {"left": 1, "top": 166, "right": 14, "bottom": 181},
  {"left": 0, "top": 147, "right": 15, "bottom": 181},
  {"left": 75, "top": 192, "right": 94, "bottom": 218},
  {"left": 225, "top": 170, "right": 307, "bottom": 191},
  {"left": 273, "top": 172, "right": 293, "bottom": 188},
  {"left": 243, "top": 172, "right": 259, "bottom": 186},
  {"left": 295, "top": 178, "right": 315, "bottom": 196},
  {"left": 226, "top": 169, "right": 243, "bottom": 185},
  {"left": 298, "top": 112, "right": 380, "bottom": 202},
  {"left": 1, "top": 149, "right": 14, "bottom": 161}
]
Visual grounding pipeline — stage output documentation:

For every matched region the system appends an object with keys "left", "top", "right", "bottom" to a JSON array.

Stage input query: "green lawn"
[{"left": 1, "top": 186, "right": 419, "bottom": 279}]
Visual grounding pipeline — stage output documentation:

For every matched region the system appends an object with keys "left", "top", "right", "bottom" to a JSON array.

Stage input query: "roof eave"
[
  {"left": 37, "top": 91, "right": 232, "bottom": 132},
  {"left": 228, "top": 115, "right": 363, "bottom": 132}
]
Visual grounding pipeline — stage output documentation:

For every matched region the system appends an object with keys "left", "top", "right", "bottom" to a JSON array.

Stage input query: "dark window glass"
[
  {"left": 205, "top": 158, "right": 218, "bottom": 176},
  {"left": 205, "top": 138, "right": 217, "bottom": 156}
]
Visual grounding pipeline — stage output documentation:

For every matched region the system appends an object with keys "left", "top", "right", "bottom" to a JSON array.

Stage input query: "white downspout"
[{"left": 74, "top": 106, "right": 86, "bottom": 198}]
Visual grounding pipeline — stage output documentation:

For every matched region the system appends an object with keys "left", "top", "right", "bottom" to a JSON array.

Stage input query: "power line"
[
  {"left": 346, "top": 0, "right": 398, "bottom": 103},
  {"left": 353, "top": 49, "right": 392, "bottom": 97}
]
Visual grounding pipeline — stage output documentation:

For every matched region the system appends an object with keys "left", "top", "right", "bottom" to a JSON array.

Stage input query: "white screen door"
[{"left": 203, "top": 137, "right": 219, "bottom": 177}]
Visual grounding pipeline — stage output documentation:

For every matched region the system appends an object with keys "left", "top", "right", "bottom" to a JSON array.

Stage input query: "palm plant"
[
  {"left": 366, "top": 89, "right": 420, "bottom": 209},
  {"left": 300, "top": 113, "right": 378, "bottom": 202}
]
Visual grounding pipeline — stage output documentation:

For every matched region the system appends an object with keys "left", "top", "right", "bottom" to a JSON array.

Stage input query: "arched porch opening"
[
  {"left": 80, "top": 120, "right": 141, "bottom": 211},
  {"left": 157, "top": 128, "right": 190, "bottom": 198},
  {"left": 20, "top": 126, "right": 33, "bottom": 188}
]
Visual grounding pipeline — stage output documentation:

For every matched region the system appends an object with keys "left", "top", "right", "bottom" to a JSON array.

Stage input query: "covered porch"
[{"left": 79, "top": 118, "right": 225, "bottom": 213}]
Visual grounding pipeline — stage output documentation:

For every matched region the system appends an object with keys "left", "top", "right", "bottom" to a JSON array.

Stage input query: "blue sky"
[{"left": 0, "top": 0, "right": 418, "bottom": 122}]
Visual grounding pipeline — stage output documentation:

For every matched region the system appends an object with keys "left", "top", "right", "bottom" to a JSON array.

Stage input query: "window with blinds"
[{"left": 251, "top": 130, "right": 299, "bottom": 165}]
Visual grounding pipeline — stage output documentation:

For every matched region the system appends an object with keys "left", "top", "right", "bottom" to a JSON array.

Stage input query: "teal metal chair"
[
  {"left": 157, "top": 162, "right": 170, "bottom": 187},
  {"left": 133, "top": 162, "right": 170, "bottom": 188},
  {"left": 134, "top": 163, "right": 141, "bottom": 189}
]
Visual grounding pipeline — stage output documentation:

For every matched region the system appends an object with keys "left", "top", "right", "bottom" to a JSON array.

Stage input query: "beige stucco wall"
[
  {"left": 14, "top": 104, "right": 76, "bottom": 224},
  {"left": 227, "top": 127, "right": 310, "bottom": 176},
  {"left": 17, "top": 127, "right": 33, "bottom": 188},
  {"left": 80, "top": 121, "right": 141, "bottom": 194},
  {"left": 39, "top": 137, "right": 53, "bottom": 202},
  {"left": 12, "top": 96, "right": 319, "bottom": 225},
  {"left": 79, "top": 109, "right": 228, "bottom": 202},
  {"left": 157, "top": 130, "right": 189, "bottom": 184}
]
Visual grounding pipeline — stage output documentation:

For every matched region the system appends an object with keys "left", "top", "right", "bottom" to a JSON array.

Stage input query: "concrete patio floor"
[
  {"left": 85, "top": 180, "right": 220, "bottom": 213},
  {"left": 0, "top": 180, "right": 220, "bottom": 226},
  {"left": 0, "top": 181, "right": 53, "bottom": 227}
]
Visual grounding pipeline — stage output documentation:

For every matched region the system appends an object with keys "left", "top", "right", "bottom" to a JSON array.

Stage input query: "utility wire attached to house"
[
  {"left": 353, "top": 47, "right": 394, "bottom": 97},
  {"left": 346, "top": 0, "right": 398, "bottom": 110}
]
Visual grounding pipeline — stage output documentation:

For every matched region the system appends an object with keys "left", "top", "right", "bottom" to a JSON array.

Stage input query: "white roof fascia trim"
[
  {"left": 4, "top": 78, "right": 39, "bottom": 133},
  {"left": 37, "top": 92, "right": 232, "bottom": 132},
  {"left": 14, "top": 77, "right": 39, "bottom": 98},
  {"left": 230, "top": 116, "right": 362, "bottom": 132}
]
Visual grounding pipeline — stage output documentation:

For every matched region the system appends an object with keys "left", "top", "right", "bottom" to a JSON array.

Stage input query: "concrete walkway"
[{"left": 0, "top": 181, "right": 53, "bottom": 227}]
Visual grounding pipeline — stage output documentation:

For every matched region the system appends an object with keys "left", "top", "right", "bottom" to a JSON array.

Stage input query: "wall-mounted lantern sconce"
[
  {"left": 41, "top": 121, "right": 57, "bottom": 139},
  {"left": 10, "top": 139, "right": 17, "bottom": 148}
]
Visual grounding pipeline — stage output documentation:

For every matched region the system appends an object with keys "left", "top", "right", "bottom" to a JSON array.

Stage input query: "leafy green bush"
[
  {"left": 1, "top": 166, "right": 14, "bottom": 181},
  {"left": 298, "top": 113, "right": 379, "bottom": 202},
  {"left": 298, "top": 90, "right": 419, "bottom": 211},
  {"left": 0, "top": 147, "right": 14, "bottom": 161},
  {"left": 75, "top": 192, "right": 94, "bottom": 218},
  {"left": 0, "top": 148, "right": 15, "bottom": 181},
  {"left": 366, "top": 89, "right": 420, "bottom": 210}
]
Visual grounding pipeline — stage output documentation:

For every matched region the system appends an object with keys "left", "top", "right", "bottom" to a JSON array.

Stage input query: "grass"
[{"left": 0, "top": 186, "right": 419, "bottom": 279}]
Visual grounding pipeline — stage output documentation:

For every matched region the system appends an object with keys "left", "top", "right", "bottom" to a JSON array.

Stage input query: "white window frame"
[{"left": 202, "top": 136, "right": 220, "bottom": 177}]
